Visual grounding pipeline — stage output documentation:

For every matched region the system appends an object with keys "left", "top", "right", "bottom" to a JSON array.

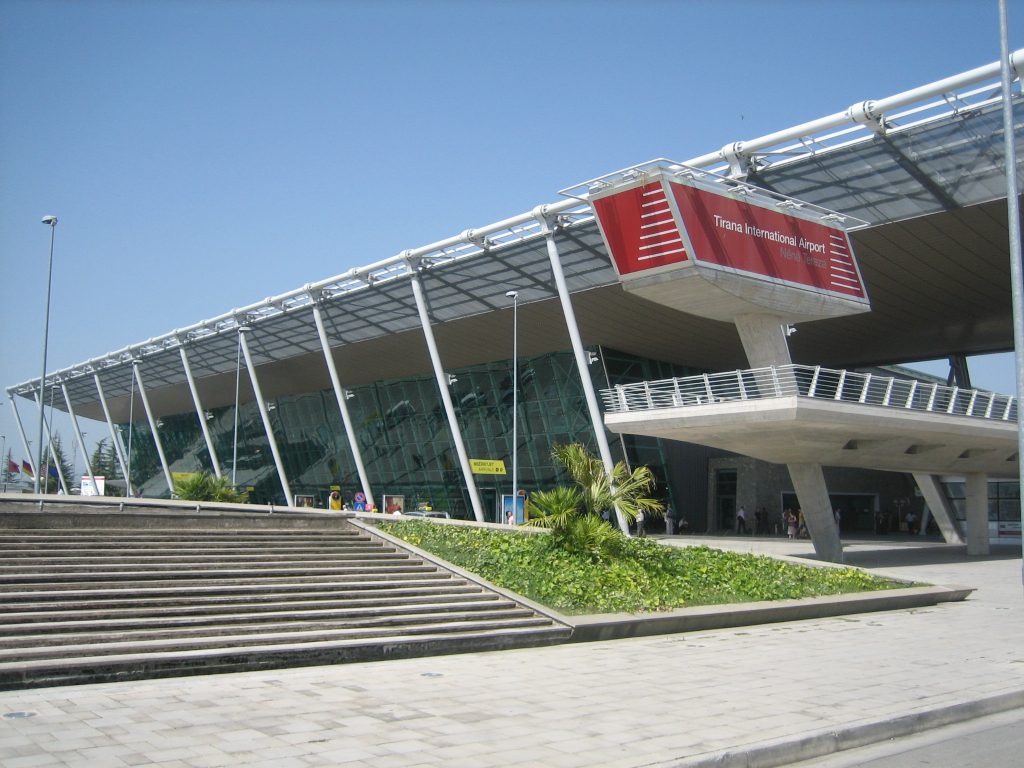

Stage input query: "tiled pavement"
[{"left": 1, "top": 537, "right": 1022, "bottom": 768}]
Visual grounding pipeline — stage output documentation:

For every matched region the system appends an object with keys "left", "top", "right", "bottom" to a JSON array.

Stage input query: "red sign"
[
  {"left": 670, "top": 183, "right": 866, "bottom": 299},
  {"left": 589, "top": 174, "right": 867, "bottom": 303},
  {"left": 591, "top": 181, "right": 688, "bottom": 275}
]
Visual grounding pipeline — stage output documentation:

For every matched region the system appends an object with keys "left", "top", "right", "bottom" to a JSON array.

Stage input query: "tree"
[
  {"left": 87, "top": 438, "right": 124, "bottom": 496},
  {"left": 525, "top": 443, "right": 664, "bottom": 561},
  {"left": 42, "top": 434, "right": 74, "bottom": 493}
]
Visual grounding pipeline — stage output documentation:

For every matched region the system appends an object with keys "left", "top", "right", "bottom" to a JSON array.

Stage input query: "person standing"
[
  {"left": 664, "top": 503, "right": 677, "bottom": 535},
  {"left": 736, "top": 505, "right": 748, "bottom": 535},
  {"left": 635, "top": 510, "right": 646, "bottom": 538}
]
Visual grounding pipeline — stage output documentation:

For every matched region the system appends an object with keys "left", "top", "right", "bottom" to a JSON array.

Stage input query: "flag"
[
  {"left": 7, "top": 459, "right": 19, "bottom": 475},
  {"left": 21, "top": 461, "right": 34, "bottom": 478},
  {"left": 47, "top": 465, "right": 59, "bottom": 478}
]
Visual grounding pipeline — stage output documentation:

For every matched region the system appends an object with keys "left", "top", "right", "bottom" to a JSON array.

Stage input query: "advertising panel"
[{"left": 80, "top": 475, "right": 105, "bottom": 496}]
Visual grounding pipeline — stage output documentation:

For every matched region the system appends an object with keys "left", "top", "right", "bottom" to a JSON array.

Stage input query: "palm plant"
[
  {"left": 551, "top": 443, "right": 664, "bottom": 528},
  {"left": 525, "top": 443, "right": 663, "bottom": 560},
  {"left": 174, "top": 471, "right": 244, "bottom": 503}
]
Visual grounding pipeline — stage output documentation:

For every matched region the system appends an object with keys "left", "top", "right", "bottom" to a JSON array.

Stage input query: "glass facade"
[
  {"left": 122, "top": 348, "right": 701, "bottom": 521},
  {"left": 942, "top": 480, "right": 1021, "bottom": 526}
]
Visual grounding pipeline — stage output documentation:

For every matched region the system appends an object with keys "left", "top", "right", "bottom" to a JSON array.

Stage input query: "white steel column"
[
  {"left": 312, "top": 304, "right": 375, "bottom": 507},
  {"left": 407, "top": 260, "right": 485, "bottom": 522},
  {"left": 93, "top": 374, "right": 130, "bottom": 484},
  {"left": 535, "top": 207, "right": 629, "bottom": 535},
  {"left": 8, "top": 393, "right": 36, "bottom": 478},
  {"left": 61, "top": 381, "right": 99, "bottom": 496},
  {"left": 132, "top": 363, "right": 175, "bottom": 495},
  {"left": 33, "top": 390, "right": 68, "bottom": 494},
  {"left": 179, "top": 347, "right": 223, "bottom": 478},
  {"left": 238, "top": 330, "right": 294, "bottom": 507}
]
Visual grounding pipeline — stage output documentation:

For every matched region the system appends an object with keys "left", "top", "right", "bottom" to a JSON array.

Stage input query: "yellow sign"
[{"left": 470, "top": 459, "right": 507, "bottom": 475}]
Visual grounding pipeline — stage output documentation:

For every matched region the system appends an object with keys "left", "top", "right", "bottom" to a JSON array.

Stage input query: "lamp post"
[
  {"left": 232, "top": 326, "right": 251, "bottom": 486},
  {"left": 1, "top": 433, "right": 6, "bottom": 492},
  {"left": 126, "top": 360, "right": 137, "bottom": 497},
  {"left": 505, "top": 290, "right": 519, "bottom": 523},
  {"left": 34, "top": 215, "right": 57, "bottom": 494}
]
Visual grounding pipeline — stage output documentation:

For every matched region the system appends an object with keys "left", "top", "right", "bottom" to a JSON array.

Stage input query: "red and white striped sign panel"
[{"left": 591, "top": 175, "right": 868, "bottom": 302}]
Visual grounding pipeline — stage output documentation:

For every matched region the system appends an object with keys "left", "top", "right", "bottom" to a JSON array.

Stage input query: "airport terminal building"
[{"left": 7, "top": 52, "right": 1023, "bottom": 561}]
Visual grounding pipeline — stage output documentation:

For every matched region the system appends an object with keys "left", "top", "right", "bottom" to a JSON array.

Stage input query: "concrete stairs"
[{"left": 0, "top": 510, "right": 571, "bottom": 689}]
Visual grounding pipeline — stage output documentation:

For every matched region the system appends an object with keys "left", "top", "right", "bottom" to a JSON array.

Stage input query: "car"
[{"left": 403, "top": 510, "right": 451, "bottom": 519}]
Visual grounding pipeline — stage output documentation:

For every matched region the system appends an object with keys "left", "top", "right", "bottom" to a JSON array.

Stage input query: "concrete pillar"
[
  {"left": 734, "top": 313, "right": 792, "bottom": 368},
  {"left": 735, "top": 314, "right": 843, "bottom": 562},
  {"left": 964, "top": 472, "right": 990, "bottom": 556},
  {"left": 787, "top": 462, "right": 843, "bottom": 563},
  {"left": 912, "top": 472, "right": 965, "bottom": 544}
]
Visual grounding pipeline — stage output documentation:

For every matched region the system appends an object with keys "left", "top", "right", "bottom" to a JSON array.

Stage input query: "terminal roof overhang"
[{"left": 10, "top": 53, "right": 1024, "bottom": 424}]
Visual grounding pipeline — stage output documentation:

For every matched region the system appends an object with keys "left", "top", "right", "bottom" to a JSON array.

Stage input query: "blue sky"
[{"left": 1, "top": 0, "right": 1021, "bottom": 472}]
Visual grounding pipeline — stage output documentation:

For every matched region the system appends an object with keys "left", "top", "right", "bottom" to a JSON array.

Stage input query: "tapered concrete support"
[
  {"left": 734, "top": 314, "right": 793, "bottom": 368},
  {"left": 787, "top": 462, "right": 843, "bottom": 563},
  {"left": 912, "top": 472, "right": 964, "bottom": 544},
  {"left": 734, "top": 313, "right": 800, "bottom": 399},
  {"left": 964, "top": 472, "right": 990, "bottom": 556}
]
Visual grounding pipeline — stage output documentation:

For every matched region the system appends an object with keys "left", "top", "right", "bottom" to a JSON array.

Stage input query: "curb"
[{"left": 655, "top": 688, "right": 1024, "bottom": 767}]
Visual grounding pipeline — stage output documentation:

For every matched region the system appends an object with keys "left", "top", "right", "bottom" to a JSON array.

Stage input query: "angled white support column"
[
  {"left": 179, "top": 347, "right": 223, "bottom": 478},
  {"left": 312, "top": 304, "right": 375, "bottom": 507},
  {"left": 912, "top": 472, "right": 965, "bottom": 544},
  {"left": 787, "top": 463, "right": 843, "bottom": 563},
  {"left": 61, "top": 381, "right": 99, "bottom": 496},
  {"left": 93, "top": 374, "right": 130, "bottom": 484},
  {"left": 8, "top": 393, "right": 36, "bottom": 478},
  {"left": 407, "top": 261, "right": 485, "bottom": 522},
  {"left": 33, "top": 390, "right": 69, "bottom": 494},
  {"left": 132, "top": 363, "right": 175, "bottom": 495},
  {"left": 965, "top": 472, "right": 990, "bottom": 556},
  {"left": 238, "top": 330, "right": 294, "bottom": 507},
  {"left": 536, "top": 207, "right": 629, "bottom": 535}
]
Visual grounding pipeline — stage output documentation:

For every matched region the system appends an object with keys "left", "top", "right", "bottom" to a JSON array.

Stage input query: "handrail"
[{"left": 600, "top": 365, "right": 1018, "bottom": 424}]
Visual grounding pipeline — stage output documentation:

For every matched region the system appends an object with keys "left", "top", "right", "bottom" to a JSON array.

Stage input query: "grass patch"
[{"left": 376, "top": 521, "right": 904, "bottom": 615}]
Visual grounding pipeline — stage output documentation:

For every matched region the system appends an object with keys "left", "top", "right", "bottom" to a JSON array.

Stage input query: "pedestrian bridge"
[{"left": 601, "top": 365, "right": 1019, "bottom": 477}]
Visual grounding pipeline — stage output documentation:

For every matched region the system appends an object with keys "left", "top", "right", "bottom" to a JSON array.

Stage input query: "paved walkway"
[{"left": 1, "top": 537, "right": 1022, "bottom": 768}]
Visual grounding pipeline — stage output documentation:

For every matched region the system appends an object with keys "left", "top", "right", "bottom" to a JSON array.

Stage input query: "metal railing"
[{"left": 600, "top": 365, "right": 1018, "bottom": 424}]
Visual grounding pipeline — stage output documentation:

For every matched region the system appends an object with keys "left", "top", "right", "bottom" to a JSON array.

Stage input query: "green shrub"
[
  {"left": 377, "top": 520, "right": 902, "bottom": 615},
  {"left": 174, "top": 471, "right": 244, "bottom": 503}
]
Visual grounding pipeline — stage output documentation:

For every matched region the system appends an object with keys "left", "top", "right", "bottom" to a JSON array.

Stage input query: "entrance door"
[{"left": 715, "top": 469, "right": 737, "bottom": 532}]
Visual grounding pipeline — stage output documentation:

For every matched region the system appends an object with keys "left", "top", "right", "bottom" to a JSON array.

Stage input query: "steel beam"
[{"left": 238, "top": 330, "right": 294, "bottom": 507}]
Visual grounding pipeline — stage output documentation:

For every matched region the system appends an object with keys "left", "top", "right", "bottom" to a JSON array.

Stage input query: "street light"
[
  {"left": 34, "top": 215, "right": 57, "bottom": 494},
  {"left": 126, "top": 360, "right": 138, "bottom": 497},
  {"left": 505, "top": 290, "right": 519, "bottom": 524},
  {"left": 1, "top": 433, "right": 6, "bottom": 492},
  {"left": 232, "top": 326, "right": 251, "bottom": 486}
]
